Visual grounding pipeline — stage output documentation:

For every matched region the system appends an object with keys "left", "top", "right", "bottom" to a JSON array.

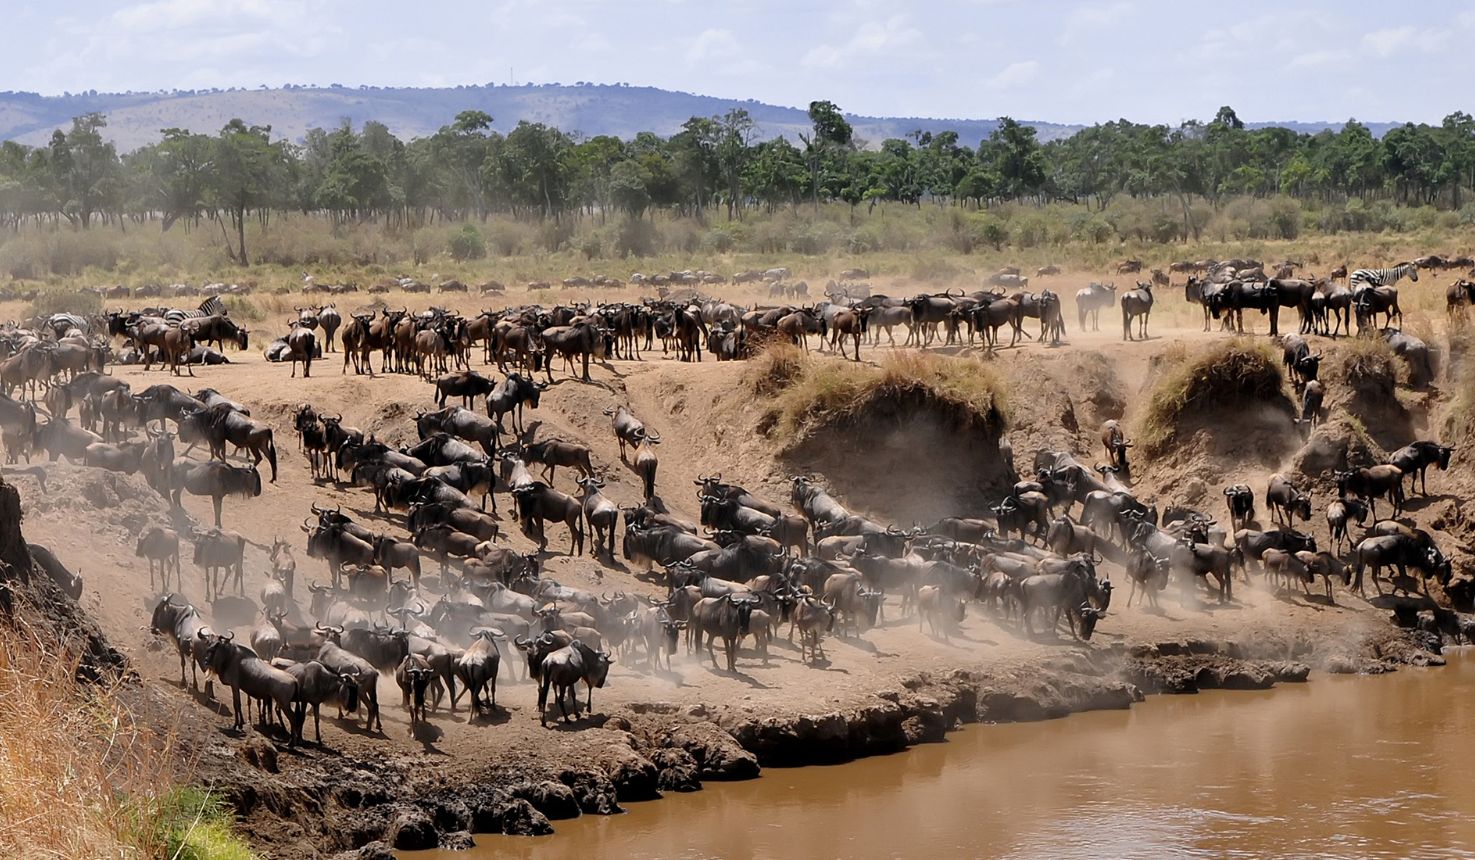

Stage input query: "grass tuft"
[
  {"left": 1138, "top": 338, "right": 1286, "bottom": 456},
  {"left": 754, "top": 349, "right": 1008, "bottom": 446},
  {"left": 0, "top": 612, "right": 253, "bottom": 858}
]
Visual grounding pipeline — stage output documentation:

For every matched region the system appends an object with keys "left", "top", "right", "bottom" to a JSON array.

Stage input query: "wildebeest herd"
[{"left": 0, "top": 255, "right": 1460, "bottom": 749}]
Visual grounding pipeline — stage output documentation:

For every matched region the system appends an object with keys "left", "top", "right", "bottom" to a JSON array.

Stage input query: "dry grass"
[
  {"left": 0, "top": 613, "right": 251, "bottom": 859},
  {"left": 1137, "top": 338, "right": 1287, "bottom": 456},
  {"left": 1330, "top": 336, "right": 1400, "bottom": 390},
  {"left": 1444, "top": 338, "right": 1475, "bottom": 449},
  {"left": 755, "top": 348, "right": 1008, "bottom": 447}
]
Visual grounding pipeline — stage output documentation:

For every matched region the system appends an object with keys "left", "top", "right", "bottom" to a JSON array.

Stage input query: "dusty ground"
[{"left": 10, "top": 271, "right": 1469, "bottom": 855}]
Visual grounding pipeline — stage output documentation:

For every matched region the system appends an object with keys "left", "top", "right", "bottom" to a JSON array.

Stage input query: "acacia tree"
[{"left": 209, "top": 119, "right": 283, "bottom": 264}]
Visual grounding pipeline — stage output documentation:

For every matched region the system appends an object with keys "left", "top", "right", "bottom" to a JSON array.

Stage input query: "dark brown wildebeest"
[
  {"left": 173, "top": 461, "right": 262, "bottom": 527},
  {"left": 1121, "top": 282, "right": 1154, "bottom": 341},
  {"left": 1388, "top": 441, "right": 1454, "bottom": 496},
  {"left": 1264, "top": 473, "right": 1311, "bottom": 527},
  {"left": 542, "top": 320, "right": 609, "bottom": 382},
  {"left": 829, "top": 305, "right": 871, "bottom": 361},
  {"left": 192, "top": 403, "right": 279, "bottom": 482},
  {"left": 286, "top": 325, "right": 317, "bottom": 378},
  {"left": 523, "top": 438, "right": 594, "bottom": 485}
]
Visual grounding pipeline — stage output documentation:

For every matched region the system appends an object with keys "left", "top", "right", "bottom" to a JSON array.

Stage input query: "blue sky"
[{"left": 6, "top": 0, "right": 1475, "bottom": 124}]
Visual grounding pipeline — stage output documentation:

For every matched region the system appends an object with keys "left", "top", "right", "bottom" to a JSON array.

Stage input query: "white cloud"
[
  {"left": 1360, "top": 25, "right": 1447, "bottom": 58},
  {"left": 801, "top": 15, "right": 922, "bottom": 69},
  {"left": 686, "top": 28, "right": 740, "bottom": 64},
  {"left": 1059, "top": 1, "right": 1134, "bottom": 44},
  {"left": 1288, "top": 50, "right": 1339, "bottom": 69},
  {"left": 986, "top": 60, "right": 1040, "bottom": 90}
]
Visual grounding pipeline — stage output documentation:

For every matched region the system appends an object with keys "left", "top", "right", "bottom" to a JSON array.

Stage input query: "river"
[{"left": 416, "top": 652, "right": 1475, "bottom": 859}]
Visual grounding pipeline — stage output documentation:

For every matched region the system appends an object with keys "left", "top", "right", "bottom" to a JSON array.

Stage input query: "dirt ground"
[{"left": 11, "top": 270, "right": 1468, "bottom": 855}]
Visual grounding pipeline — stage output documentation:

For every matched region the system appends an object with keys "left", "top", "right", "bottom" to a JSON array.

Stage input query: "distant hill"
[{"left": 0, "top": 84, "right": 1402, "bottom": 151}]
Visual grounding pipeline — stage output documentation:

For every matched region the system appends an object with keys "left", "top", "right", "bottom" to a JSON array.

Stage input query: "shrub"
[
  {"left": 448, "top": 224, "right": 486, "bottom": 261},
  {"left": 28, "top": 287, "right": 102, "bottom": 319},
  {"left": 615, "top": 217, "right": 657, "bottom": 257}
]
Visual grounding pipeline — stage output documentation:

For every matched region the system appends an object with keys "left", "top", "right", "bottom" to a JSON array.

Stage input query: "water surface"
[{"left": 418, "top": 652, "right": 1475, "bottom": 859}]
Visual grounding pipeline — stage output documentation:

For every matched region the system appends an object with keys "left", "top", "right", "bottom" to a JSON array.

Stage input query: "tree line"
[{"left": 3, "top": 102, "right": 1475, "bottom": 262}]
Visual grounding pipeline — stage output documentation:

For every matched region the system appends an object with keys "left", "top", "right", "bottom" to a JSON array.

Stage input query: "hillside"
[{"left": 0, "top": 84, "right": 1402, "bottom": 151}]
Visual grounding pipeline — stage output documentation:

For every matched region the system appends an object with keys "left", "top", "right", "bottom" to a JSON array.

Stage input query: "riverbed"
[{"left": 416, "top": 651, "right": 1475, "bottom": 859}]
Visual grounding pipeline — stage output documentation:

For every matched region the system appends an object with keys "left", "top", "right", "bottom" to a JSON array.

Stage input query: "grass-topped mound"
[
  {"left": 751, "top": 347, "right": 1008, "bottom": 447},
  {"left": 748, "top": 347, "right": 1010, "bottom": 523},
  {"left": 1138, "top": 338, "right": 1291, "bottom": 457},
  {"left": 1326, "top": 336, "right": 1413, "bottom": 450}
]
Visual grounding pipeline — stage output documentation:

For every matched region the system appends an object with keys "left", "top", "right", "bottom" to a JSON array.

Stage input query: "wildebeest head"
[{"left": 1076, "top": 604, "right": 1105, "bottom": 640}]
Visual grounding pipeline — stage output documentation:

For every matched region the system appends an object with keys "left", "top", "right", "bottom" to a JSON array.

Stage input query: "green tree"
[{"left": 209, "top": 119, "right": 284, "bottom": 264}]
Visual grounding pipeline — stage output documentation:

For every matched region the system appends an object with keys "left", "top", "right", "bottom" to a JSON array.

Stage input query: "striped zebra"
[
  {"left": 1350, "top": 262, "right": 1419, "bottom": 290},
  {"left": 44, "top": 313, "right": 90, "bottom": 337},
  {"left": 163, "top": 296, "right": 228, "bottom": 326}
]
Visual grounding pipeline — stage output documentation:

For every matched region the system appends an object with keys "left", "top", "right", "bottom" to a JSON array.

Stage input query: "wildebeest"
[
  {"left": 456, "top": 628, "right": 504, "bottom": 714},
  {"left": 149, "top": 594, "right": 214, "bottom": 689},
  {"left": 203, "top": 633, "right": 304, "bottom": 743},
  {"left": 512, "top": 482, "right": 585, "bottom": 555},
  {"left": 191, "top": 527, "right": 246, "bottom": 601},
  {"left": 691, "top": 592, "right": 763, "bottom": 672},
  {"left": 537, "top": 639, "right": 612, "bottom": 726},
  {"left": 1222, "top": 484, "right": 1255, "bottom": 529},
  {"left": 1387, "top": 441, "right": 1454, "bottom": 496},
  {"left": 286, "top": 325, "right": 318, "bottom": 378},
  {"left": 1121, "top": 282, "right": 1154, "bottom": 341},
  {"left": 136, "top": 526, "right": 181, "bottom": 592},
  {"left": 1336, "top": 465, "right": 1405, "bottom": 518},
  {"left": 173, "top": 461, "right": 262, "bottom": 526},
  {"left": 1264, "top": 473, "right": 1311, "bottom": 526}
]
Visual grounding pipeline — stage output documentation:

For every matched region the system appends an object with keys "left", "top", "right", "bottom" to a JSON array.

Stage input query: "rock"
[
  {"left": 559, "top": 768, "right": 622, "bottom": 815},
  {"left": 331, "top": 841, "right": 396, "bottom": 860},
  {"left": 495, "top": 798, "right": 554, "bottom": 836},
  {"left": 235, "top": 736, "right": 278, "bottom": 774},
  {"left": 900, "top": 712, "right": 947, "bottom": 745},
  {"left": 440, "top": 831, "right": 476, "bottom": 851},
  {"left": 385, "top": 808, "right": 438, "bottom": 851},
  {"left": 600, "top": 744, "right": 661, "bottom": 802},
  {"left": 669, "top": 721, "right": 760, "bottom": 780},
  {"left": 650, "top": 748, "right": 702, "bottom": 792},
  {"left": 513, "top": 781, "right": 580, "bottom": 820}
]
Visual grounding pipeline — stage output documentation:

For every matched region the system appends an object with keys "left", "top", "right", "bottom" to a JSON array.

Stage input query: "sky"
[{"left": 6, "top": 0, "right": 1475, "bottom": 125}]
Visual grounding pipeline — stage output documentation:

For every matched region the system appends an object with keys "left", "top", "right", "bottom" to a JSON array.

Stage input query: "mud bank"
[{"left": 193, "top": 625, "right": 1442, "bottom": 859}]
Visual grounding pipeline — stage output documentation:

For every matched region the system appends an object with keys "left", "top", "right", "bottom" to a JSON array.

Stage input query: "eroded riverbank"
[{"left": 189, "top": 621, "right": 1443, "bottom": 858}]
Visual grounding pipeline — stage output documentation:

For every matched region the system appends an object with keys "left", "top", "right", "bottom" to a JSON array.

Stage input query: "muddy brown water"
[{"left": 415, "top": 652, "right": 1475, "bottom": 859}]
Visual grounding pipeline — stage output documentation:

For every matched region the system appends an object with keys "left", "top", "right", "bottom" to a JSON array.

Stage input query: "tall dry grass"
[
  {"left": 1137, "top": 338, "right": 1287, "bottom": 456},
  {"left": 750, "top": 346, "right": 1008, "bottom": 446},
  {"left": 0, "top": 614, "right": 251, "bottom": 859}
]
